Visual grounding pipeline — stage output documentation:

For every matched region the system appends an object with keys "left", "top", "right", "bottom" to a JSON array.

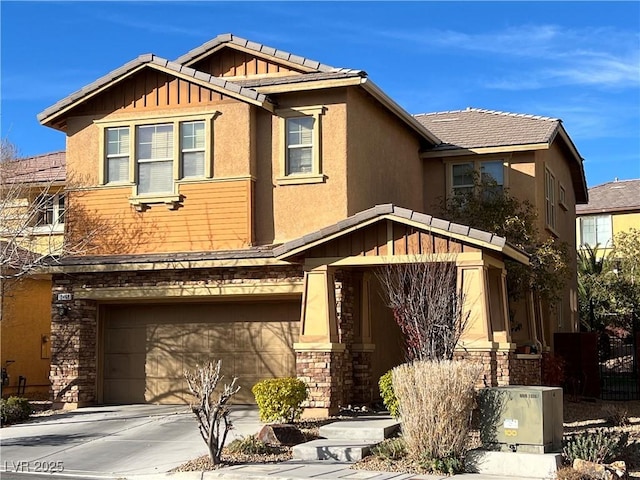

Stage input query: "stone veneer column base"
[
  {"left": 295, "top": 343, "right": 346, "bottom": 417},
  {"left": 352, "top": 344, "right": 375, "bottom": 404},
  {"left": 455, "top": 347, "right": 542, "bottom": 387}
]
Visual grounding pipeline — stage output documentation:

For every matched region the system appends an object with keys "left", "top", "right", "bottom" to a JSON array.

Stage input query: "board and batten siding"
[
  {"left": 73, "top": 70, "right": 231, "bottom": 116},
  {"left": 68, "top": 180, "right": 253, "bottom": 254},
  {"left": 191, "top": 47, "right": 305, "bottom": 78}
]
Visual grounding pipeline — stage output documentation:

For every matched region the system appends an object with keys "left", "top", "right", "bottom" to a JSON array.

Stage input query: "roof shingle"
[
  {"left": 1, "top": 151, "right": 65, "bottom": 185},
  {"left": 414, "top": 107, "right": 560, "bottom": 150},
  {"left": 576, "top": 179, "right": 640, "bottom": 215}
]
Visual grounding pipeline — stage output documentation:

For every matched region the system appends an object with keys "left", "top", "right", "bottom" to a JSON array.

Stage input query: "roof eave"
[
  {"left": 420, "top": 142, "right": 551, "bottom": 158},
  {"left": 556, "top": 125, "right": 588, "bottom": 204}
]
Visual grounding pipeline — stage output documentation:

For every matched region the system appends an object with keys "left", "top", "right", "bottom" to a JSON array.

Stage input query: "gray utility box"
[{"left": 478, "top": 386, "right": 563, "bottom": 454}]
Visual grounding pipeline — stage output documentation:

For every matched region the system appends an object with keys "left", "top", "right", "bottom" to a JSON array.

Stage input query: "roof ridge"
[
  {"left": 591, "top": 178, "right": 640, "bottom": 188},
  {"left": 175, "top": 33, "right": 345, "bottom": 73},
  {"left": 414, "top": 107, "right": 559, "bottom": 122},
  {"left": 19, "top": 150, "right": 66, "bottom": 160}
]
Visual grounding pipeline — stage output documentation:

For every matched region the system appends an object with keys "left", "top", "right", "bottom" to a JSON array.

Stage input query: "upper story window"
[
  {"left": 545, "top": 167, "right": 557, "bottom": 231},
  {"left": 137, "top": 124, "right": 174, "bottom": 194},
  {"left": 106, "top": 127, "right": 130, "bottom": 184},
  {"left": 559, "top": 184, "right": 568, "bottom": 210},
  {"left": 286, "top": 117, "right": 314, "bottom": 175},
  {"left": 35, "top": 193, "right": 65, "bottom": 230},
  {"left": 276, "top": 105, "right": 326, "bottom": 185},
  {"left": 181, "top": 121, "right": 205, "bottom": 178},
  {"left": 99, "top": 112, "right": 216, "bottom": 209},
  {"left": 580, "top": 215, "right": 612, "bottom": 248},
  {"left": 450, "top": 160, "right": 504, "bottom": 197}
]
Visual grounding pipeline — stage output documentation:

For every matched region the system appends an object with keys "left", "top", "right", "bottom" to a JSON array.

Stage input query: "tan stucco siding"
[
  {"left": 67, "top": 180, "right": 252, "bottom": 255},
  {"left": 191, "top": 47, "right": 305, "bottom": 78},
  {"left": 269, "top": 90, "right": 349, "bottom": 244},
  {"left": 346, "top": 88, "right": 423, "bottom": 215}
]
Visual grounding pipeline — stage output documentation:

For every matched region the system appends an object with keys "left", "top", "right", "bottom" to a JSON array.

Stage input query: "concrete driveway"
[{"left": 0, "top": 404, "right": 261, "bottom": 477}]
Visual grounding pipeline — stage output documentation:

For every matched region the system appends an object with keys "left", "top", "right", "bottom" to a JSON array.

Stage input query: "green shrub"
[
  {"left": 0, "top": 397, "right": 32, "bottom": 425},
  {"left": 252, "top": 377, "right": 308, "bottom": 423},
  {"left": 419, "top": 452, "right": 465, "bottom": 475},
  {"left": 226, "top": 435, "right": 274, "bottom": 455},
  {"left": 563, "top": 429, "right": 629, "bottom": 464},
  {"left": 371, "top": 437, "right": 407, "bottom": 461},
  {"left": 378, "top": 370, "right": 399, "bottom": 418}
]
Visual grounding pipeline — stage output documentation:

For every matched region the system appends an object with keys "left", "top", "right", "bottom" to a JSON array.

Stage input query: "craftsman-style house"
[{"left": 38, "top": 34, "right": 587, "bottom": 414}]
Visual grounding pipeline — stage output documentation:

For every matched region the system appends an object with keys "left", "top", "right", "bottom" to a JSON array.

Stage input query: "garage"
[{"left": 101, "top": 300, "right": 300, "bottom": 404}]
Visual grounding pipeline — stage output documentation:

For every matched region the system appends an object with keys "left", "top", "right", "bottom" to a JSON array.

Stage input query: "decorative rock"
[
  {"left": 256, "top": 424, "right": 305, "bottom": 446},
  {"left": 573, "top": 459, "right": 628, "bottom": 480}
]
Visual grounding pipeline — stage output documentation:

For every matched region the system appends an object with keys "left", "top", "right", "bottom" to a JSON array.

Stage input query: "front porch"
[{"left": 274, "top": 204, "right": 543, "bottom": 416}]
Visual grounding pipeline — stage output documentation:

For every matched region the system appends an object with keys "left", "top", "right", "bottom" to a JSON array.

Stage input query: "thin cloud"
[{"left": 99, "top": 14, "right": 207, "bottom": 38}]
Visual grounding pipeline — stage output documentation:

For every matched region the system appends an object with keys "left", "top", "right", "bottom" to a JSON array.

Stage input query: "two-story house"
[
  {"left": 576, "top": 179, "right": 640, "bottom": 256},
  {"left": 1, "top": 151, "right": 66, "bottom": 399},
  {"left": 38, "top": 34, "right": 587, "bottom": 415}
]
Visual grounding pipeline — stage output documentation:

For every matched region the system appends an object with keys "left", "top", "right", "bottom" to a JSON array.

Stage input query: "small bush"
[
  {"left": 563, "top": 429, "right": 629, "bottom": 464},
  {"left": 252, "top": 377, "right": 308, "bottom": 423},
  {"left": 419, "top": 452, "right": 465, "bottom": 475},
  {"left": 555, "top": 465, "right": 597, "bottom": 480},
  {"left": 371, "top": 437, "right": 407, "bottom": 461},
  {"left": 602, "top": 403, "right": 629, "bottom": 427},
  {"left": 378, "top": 370, "right": 399, "bottom": 418},
  {"left": 226, "top": 435, "right": 274, "bottom": 455},
  {"left": 392, "top": 360, "right": 482, "bottom": 473},
  {"left": 0, "top": 396, "right": 32, "bottom": 425}
]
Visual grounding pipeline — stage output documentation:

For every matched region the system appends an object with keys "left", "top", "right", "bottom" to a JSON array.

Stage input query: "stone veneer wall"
[
  {"left": 50, "top": 265, "right": 303, "bottom": 405},
  {"left": 352, "top": 350, "right": 374, "bottom": 404},
  {"left": 454, "top": 350, "right": 542, "bottom": 388}
]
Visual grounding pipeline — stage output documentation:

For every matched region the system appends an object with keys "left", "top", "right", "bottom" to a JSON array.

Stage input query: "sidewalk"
[{"left": 125, "top": 461, "right": 551, "bottom": 480}]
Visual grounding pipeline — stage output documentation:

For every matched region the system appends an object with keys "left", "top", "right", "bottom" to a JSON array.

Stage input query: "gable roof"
[
  {"left": 576, "top": 179, "right": 640, "bottom": 215},
  {"left": 416, "top": 107, "right": 588, "bottom": 204},
  {"left": 1, "top": 151, "right": 65, "bottom": 185},
  {"left": 415, "top": 108, "right": 560, "bottom": 150},
  {"left": 274, "top": 203, "right": 528, "bottom": 264},
  {"left": 176, "top": 33, "right": 346, "bottom": 73},
  {"left": 37, "top": 55, "right": 273, "bottom": 127}
]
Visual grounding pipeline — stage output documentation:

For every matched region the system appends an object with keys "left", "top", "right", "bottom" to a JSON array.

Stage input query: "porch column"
[{"left": 295, "top": 265, "right": 344, "bottom": 417}]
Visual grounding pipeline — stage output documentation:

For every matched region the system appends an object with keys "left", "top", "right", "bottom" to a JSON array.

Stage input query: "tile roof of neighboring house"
[
  {"left": 235, "top": 70, "right": 366, "bottom": 88},
  {"left": 576, "top": 179, "right": 640, "bottom": 215},
  {"left": 273, "top": 203, "right": 528, "bottom": 263},
  {"left": 1, "top": 151, "right": 66, "bottom": 185},
  {"left": 414, "top": 108, "right": 560, "bottom": 150},
  {"left": 37, "top": 55, "right": 270, "bottom": 125},
  {"left": 175, "top": 33, "right": 348, "bottom": 73}
]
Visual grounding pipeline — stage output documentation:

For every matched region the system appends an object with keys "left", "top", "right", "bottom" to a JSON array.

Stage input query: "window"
[
  {"left": 559, "top": 184, "right": 567, "bottom": 210},
  {"left": 276, "top": 106, "right": 326, "bottom": 185},
  {"left": 286, "top": 117, "right": 314, "bottom": 175},
  {"left": 580, "top": 215, "right": 612, "bottom": 247},
  {"left": 99, "top": 113, "right": 215, "bottom": 208},
  {"left": 35, "top": 193, "right": 65, "bottom": 229},
  {"left": 545, "top": 168, "right": 556, "bottom": 230},
  {"left": 137, "top": 124, "right": 174, "bottom": 194},
  {"left": 452, "top": 163, "right": 474, "bottom": 195},
  {"left": 106, "top": 127, "right": 130, "bottom": 184},
  {"left": 450, "top": 160, "right": 505, "bottom": 197},
  {"left": 181, "top": 121, "right": 205, "bottom": 178}
]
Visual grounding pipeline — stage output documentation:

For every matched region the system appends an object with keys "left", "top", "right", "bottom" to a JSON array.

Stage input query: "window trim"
[
  {"left": 559, "top": 184, "right": 568, "bottom": 211},
  {"left": 96, "top": 111, "right": 217, "bottom": 209},
  {"left": 446, "top": 158, "right": 508, "bottom": 197},
  {"left": 276, "top": 105, "right": 326, "bottom": 185}
]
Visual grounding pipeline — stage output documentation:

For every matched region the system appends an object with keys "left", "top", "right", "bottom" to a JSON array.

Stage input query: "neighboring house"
[
  {"left": 576, "top": 179, "right": 640, "bottom": 256},
  {"left": 37, "top": 34, "right": 587, "bottom": 415},
  {"left": 0, "top": 151, "right": 66, "bottom": 399}
]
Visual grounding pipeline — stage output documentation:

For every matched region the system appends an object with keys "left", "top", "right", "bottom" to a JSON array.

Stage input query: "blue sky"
[{"left": 1, "top": 1, "right": 639, "bottom": 187}]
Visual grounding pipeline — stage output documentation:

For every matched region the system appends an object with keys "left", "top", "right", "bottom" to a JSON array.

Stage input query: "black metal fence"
[{"left": 599, "top": 333, "right": 640, "bottom": 400}]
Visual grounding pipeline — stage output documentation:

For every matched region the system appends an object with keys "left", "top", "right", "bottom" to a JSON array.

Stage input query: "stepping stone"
[
  {"left": 292, "top": 439, "right": 373, "bottom": 462},
  {"left": 319, "top": 418, "right": 400, "bottom": 442}
]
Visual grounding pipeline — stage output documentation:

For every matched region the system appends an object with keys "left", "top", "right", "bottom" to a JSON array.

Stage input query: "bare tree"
[
  {"left": 184, "top": 360, "right": 240, "bottom": 465},
  {"left": 377, "top": 260, "right": 469, "bottom": 361}
]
